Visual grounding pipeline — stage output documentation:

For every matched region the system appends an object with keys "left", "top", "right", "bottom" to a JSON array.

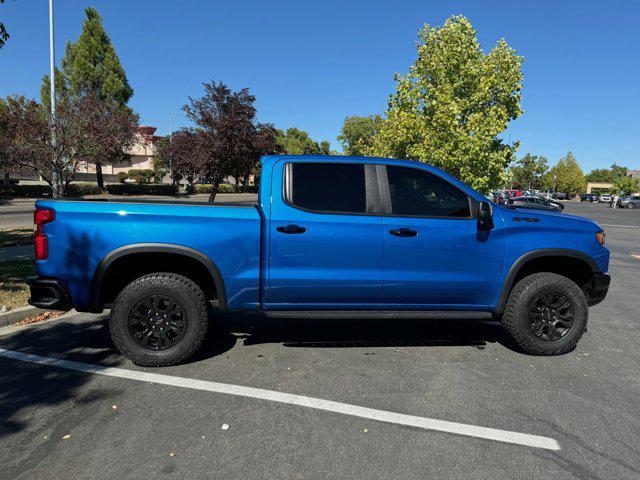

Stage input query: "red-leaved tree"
[
  {"left": 0, "top": 93, "right": 138, "bottom": 197},
  {"left": 183, "top": 81, "right": 277, "bottom": 201}
]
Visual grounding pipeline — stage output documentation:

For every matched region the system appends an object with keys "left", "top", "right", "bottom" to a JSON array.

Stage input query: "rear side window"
[
  {"left": 288, "top": 163, "right": 366, "bottom": 214},
  {"left": 386, "top": 166, "right": 470, "bottom": 217}
]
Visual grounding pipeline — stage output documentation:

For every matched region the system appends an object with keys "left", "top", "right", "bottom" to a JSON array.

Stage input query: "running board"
[{"left": 264, "top": 310, "right": 493, "bottom": 320}]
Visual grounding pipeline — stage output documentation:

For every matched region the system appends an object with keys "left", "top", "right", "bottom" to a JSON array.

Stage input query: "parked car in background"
[
  {"left": 506, "top": 189, "right": 523, "bottom": 197},
  {"left": 619, "top": 195, "right": 640, "bottom": 209},
  {"left": 552, "top": 192, "right": 569, "bottom": 200},
  {"left": 598, "top": 194, "right": 612, "bottom": 204},
  {"left": 507, "top": 195, "right": 563, "bottom": 212},
  {"left": 541, "top": 197, "right": 564, "bottom": 210},
  {"left": 581, "top": 193, "right": 598, "bottom": 202}
]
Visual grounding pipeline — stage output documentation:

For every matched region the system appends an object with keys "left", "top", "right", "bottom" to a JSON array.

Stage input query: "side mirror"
[{"left": 478, "top": 201, "right": 494, "bottom": 231}]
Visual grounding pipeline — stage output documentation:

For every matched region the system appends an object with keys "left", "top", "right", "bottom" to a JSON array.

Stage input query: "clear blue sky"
[{"left": 1, "top": 0, "right": 639, "bottom": 172}]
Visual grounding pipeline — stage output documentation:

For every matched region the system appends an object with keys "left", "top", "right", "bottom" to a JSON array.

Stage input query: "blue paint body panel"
[{"left": 34, "top": 155, "right": 610, "bottom": 314}]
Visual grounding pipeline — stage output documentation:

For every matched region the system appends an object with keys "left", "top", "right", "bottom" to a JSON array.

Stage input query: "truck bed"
[{"left": 34, "top": 199, "right": 263, "bottom": 311}]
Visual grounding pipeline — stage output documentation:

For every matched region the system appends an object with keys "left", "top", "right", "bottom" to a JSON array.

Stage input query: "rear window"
[{"left": 288, "top": 163, "right": 366, "bottom": 214}]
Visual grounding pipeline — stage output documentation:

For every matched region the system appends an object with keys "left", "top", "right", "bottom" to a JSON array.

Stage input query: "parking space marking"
[
  {"left": 0, "top": 348, "right": 560, "bottom": 451},
  {"left": 631, "top": 255, "right": 640, "bottom": 260},
  {"left": 601, "top": 224, "right": 640, "bottom": 229}
]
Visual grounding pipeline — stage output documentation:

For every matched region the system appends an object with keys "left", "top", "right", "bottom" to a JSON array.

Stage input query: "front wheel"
[
  {"left": 627, "top": 203, "right": 634, "bottom": 209},
  {"left": 501, "top": 272, "right": 588, "bottom": 355},
  {"left": 109, "top": 273, "right": 209, "bottom": 366}
]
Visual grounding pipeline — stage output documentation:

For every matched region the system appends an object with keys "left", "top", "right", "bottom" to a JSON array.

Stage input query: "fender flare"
[
  {"left": 494, "top": 248, "right": 599, "bottom": 315},
  {"left": 88, "top": 243, "right": 227, "bottom": 312}
]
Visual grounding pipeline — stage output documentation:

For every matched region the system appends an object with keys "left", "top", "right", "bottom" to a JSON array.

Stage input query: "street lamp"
[{"left": 49, "top": 0, "right": 61, "bottom": 196}]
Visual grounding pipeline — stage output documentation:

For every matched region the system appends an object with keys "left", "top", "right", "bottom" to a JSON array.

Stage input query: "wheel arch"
[
  {"left": 88, "top": 243, "right": 227, "bottom": 312},
  {"left": 494, "top": 249, "right": 599, "bottom": 316}
]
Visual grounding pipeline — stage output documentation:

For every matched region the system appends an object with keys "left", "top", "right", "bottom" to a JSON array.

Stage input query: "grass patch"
[
  {"left": 0, "top": 259, "right": 34, "bottom": 310},
  {"left": 0, "top": 228, "right": 33, "bottom": 247}
]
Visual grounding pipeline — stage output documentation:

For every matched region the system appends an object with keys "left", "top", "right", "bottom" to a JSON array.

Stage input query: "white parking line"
[
  {"left": 0, "top": 348, "right": 560, "bottom": 451},
  {"left": 601, "top": 224, "right": 640, "bottom": 229}
]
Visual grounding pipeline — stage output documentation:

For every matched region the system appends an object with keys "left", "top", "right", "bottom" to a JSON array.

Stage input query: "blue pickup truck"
[{"left": 28, "top": 155, "right": 610, "bottom": 366}]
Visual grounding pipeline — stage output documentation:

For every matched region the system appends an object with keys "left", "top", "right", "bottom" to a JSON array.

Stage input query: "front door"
[
  {"left": 379, "top": 165, "right": 505, "bottom": 309},
  {"left": 265, "top": 160, "right": 383, "bottom": 308}
]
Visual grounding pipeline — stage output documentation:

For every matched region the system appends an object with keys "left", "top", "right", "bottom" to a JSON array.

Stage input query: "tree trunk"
[
  {"left": 52, "top": 171, "right": 63, "bottom": 198},
  {"left": 95, "top": 162, "right": 105, "bottom": 190},
  {"left": 208, "top": 183, "right": 219, "bottom": 203}
]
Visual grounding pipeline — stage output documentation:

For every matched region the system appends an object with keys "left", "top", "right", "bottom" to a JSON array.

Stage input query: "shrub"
[
  {"left": 105, "top": 183, "right": 178, "bottom": 195},
  {"left": 116, "top": 172, "right": 129, "bottom": 183},
  {"left": 190, "top": 183, "right": 238, "bottom": 194},
  {"left": 0, "top": 184, "right": 52, "bottom": 197},
  {"left": 67, "top": 183, "right": 103, "bottom": 196},
  {"left": 127, "top": 169, "right": 154, "bottom": 184}
]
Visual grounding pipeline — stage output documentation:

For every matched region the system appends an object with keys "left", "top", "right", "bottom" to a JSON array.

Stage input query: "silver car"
[{"left": 619, "top": 195, "right": 640, "bottom": 209}]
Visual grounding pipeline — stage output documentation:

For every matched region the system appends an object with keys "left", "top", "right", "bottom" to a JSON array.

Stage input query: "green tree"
[
  {"left": 0, "top": 0, "right": 10, "bottom": 49},
  {"left": 614, "top": 175, "right": 639, "bottom": 196},
  {"left": 276, "top": 128, "right": 329, "bottom": 155},
  {"left": 610, "top": 164, "right": 628, "bottom": 179},
  {"left": 338, "top": 114, "right": 384, "bottom": 155},
  {"left": 40, "top": 7, "right": 133, "bottom": 189},
  {"left": 542, "top": 152, "right": 585, "bottom": 197},
  {"left": 586, "top": 168, "right": 615, "bottom": 183},
  {"left": 510, "top": 154, "right": 548, "bottom": 189},
  {"left": 368, "top": 16, "right": 523, "bottom": 192}
]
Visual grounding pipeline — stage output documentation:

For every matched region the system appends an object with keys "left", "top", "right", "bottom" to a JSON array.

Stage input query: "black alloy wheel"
[
  {"left": 127, "top": 295, "right": 188, "bottom": 351},
  {"left": 528, "top": 292, "right": 574, "bottom": 341}
]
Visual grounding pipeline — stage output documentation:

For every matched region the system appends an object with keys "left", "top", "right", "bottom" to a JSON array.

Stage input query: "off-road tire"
[
  {"left": 110, "top": 273, "right": 208, "bottom": 367},
  {"left": 501, "top": 272, "right": 588, "bottom": 355}
]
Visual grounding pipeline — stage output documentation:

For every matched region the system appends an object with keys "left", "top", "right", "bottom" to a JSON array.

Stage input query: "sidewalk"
[{"left": 0, "top": 245, "right": 33, "bottom": 262}]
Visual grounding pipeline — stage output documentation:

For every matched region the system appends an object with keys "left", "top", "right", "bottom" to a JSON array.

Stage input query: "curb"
[{"left": 0, "top": 305, "right": 48, "bottom": 328}]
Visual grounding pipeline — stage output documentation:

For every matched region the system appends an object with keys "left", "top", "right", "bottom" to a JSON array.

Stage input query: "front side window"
[
  {"left": 386, "top": 166, "right": 471, "bottom": 217},
  {"left": 288, "top": 163, "right": 366, "bottom": 214}
]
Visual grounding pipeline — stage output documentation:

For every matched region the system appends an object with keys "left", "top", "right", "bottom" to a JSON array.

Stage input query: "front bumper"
[
  {"left": 27, "top": 277, "right": 72, "bottom": 311},
  {"left": 586, "top": 273, "right": 610, "bottom": 306}
]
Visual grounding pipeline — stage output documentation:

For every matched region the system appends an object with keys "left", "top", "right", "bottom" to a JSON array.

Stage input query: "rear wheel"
[
  {"left": 627, "top": 203, "right": 634, "bottom": 209},
  {"left": 109, "top": 273, "right": 208, "bottom": 366},
  {"left": 501, "top": 272, "right": 588, "bottom": 355}
]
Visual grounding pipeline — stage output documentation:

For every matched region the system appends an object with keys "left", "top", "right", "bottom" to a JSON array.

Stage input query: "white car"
[{"left": 598, "top": 195, "right": 612, "bottom": 203}]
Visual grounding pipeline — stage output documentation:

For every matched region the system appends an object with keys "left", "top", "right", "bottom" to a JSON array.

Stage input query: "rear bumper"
[
  {"left": 27, "top": 276, "right": 72, "bottom": 311},
  {"left": 586, "top": 273, "right": 610, "bottom": 306}
]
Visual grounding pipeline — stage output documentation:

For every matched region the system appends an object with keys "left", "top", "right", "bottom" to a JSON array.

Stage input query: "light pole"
[
  {"left": 49, "top": 0, "right": 61, "bottom": 196},
  {"left": 169, "top": 112, "right": 186, "bottom": 185}
]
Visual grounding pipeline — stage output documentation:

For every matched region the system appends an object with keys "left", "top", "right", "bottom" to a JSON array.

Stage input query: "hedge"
[
  {"left": 105, "top": 183, "right": 178, "bottom": 195},
  {"left": 0, "top": 184, "right": 52, "bottom": 197},
  {"left": 67, "top": 183, "right": 103, "bottom": 196},
  {"left": 1, "top": 182, "right": 178, "bottom": 197},
  {"left": 190, "top": 183, "right": 258, "bottom": 194}
]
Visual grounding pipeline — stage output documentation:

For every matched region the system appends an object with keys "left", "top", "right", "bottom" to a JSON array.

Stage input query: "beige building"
[{"left": 77, "top": 126, "right": 160, "bottom": 180}]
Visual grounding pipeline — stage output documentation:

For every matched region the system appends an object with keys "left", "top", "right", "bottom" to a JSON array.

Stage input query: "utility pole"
[{"left": 49, "top": 0, "right": 61, "bottom": 197}]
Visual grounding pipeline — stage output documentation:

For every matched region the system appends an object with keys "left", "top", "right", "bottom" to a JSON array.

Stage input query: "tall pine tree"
[{"left": 41, "top": 7, "right": 133, "bottom": 189}]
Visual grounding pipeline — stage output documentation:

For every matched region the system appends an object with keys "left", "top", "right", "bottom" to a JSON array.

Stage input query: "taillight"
[{"left": 34, "top": 208, "right": 55, "bottom": 260}]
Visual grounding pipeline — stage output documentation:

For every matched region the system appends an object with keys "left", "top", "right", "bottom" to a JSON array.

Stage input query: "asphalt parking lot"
[{"left": 1, "top": 202, "right": 639, "bottom": 479}]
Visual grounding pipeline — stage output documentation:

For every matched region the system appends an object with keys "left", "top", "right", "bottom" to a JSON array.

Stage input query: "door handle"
[
  {"left": 277, "top": 224, "right": 307, "bottom": 234},
  {"left": 389, "top": 228, "right": 417, "bottom": 237}
]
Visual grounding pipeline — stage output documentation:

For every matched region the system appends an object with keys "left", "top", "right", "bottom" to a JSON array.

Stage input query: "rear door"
[
  {"left": 378, "top": 164, "right": 505, "bottom": 308},
  {"left": 265, "top": 160, "right": 384, "bottom": 308}
]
